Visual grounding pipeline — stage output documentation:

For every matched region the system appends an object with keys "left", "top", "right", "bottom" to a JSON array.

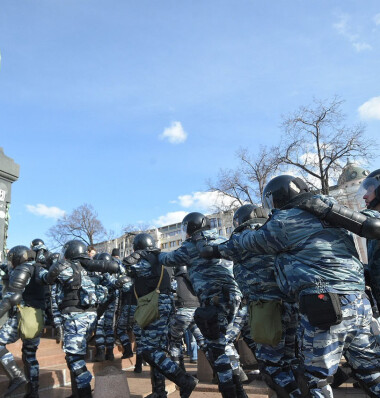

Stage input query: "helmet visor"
[
  {"left": 262, "top": 191, "right": 274, "bottom": 210},
  {"left": 356, "top": 177, "right": 380, "bottom": 209},
  {"left": 181, "top": 222, "right": 189, "bottom": 242}
]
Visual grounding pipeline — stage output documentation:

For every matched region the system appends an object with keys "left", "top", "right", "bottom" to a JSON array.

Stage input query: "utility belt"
[
  {"left": 176, "top": 299, "right": 199, "bottom": 309},
  {"left": 61, "top": 304, "right": 98, "bottom": 314},
  {"left": 299, "top": 292, "right": 342, "bottom": 329}
]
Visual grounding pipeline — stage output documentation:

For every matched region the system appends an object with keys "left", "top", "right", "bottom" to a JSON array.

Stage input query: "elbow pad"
[
  {"left": 325, "top": 204, "right": 380, "bottom": 239},
  {"left": 80, "top": 259, "right": 119, "bottom": 274},
  {"left": 8, "top": 264, "right": 32, "bottom": 292},
  {"left": 46, "top": 260, "right": 68, "bottom": 284},
  {"left": 0, "top": 292, "right": 22, "bottom": 318}
]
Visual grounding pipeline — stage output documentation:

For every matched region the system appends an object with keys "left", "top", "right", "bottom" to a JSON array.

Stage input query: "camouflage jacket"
[
  {"left": 238, "top": 195, "right": 365, "bottom": 301},
  {"left": 159, "top": 229, "right": 241, "bottom": 304}
]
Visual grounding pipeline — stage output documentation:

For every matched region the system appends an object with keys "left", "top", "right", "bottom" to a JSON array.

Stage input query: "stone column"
[{"left": 0, "top": 147, "right": 20, "bottom": 263}]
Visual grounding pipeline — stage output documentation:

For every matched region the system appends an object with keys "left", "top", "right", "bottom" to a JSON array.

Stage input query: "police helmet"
[
  {"left": 262, "top": 175, "right": 309, "bottom": 210},
  {"left": 233, "top": 204, "right": 269, "bottom": 228},
  {"left": 30, "top": 238, "right": 44, "bottom": 248},
  {"left": 357, "top": 169, "right": 380, "bottom": 209},
  {"left": 133, "top": 233, "right": 156, "bottom": 251},
  {"left": 61, "top": 240, "right": 88, "bottom": 260},
  {"left": 8, "top": 245, "right": 34, "bottom": 267},
  {"left": 97, "top": 252, "right": 112, "bottom": 262},
  {"left": 181, "top": 212, "right": 210, "bottom": 237}
]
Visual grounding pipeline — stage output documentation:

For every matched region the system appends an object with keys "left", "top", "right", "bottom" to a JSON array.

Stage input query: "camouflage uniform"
[
  {"left": 218, "top": 226, "right": 302, "bottom": 397},
  {"left": 159, "top": 229, "right": 243, "bottom": 395},
  {"left": 361, "top": 209, "right": 380, "bottom": 307},
  {"left": 130, "top": 254, "right": 196, "bottom": 397},
  {"left": 0, "top": 261, "right": 45, "bottom": 398},
  {"left": 44, "top": 260, "right": 102, "bottom": 395},
  {"left": 238, "top": 195, "right": 380, "bottom": 397}
]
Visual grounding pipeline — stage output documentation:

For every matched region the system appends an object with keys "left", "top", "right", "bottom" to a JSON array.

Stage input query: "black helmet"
[
  {"left": 174, "top": 265, "right": 188, "bottom": 277},
  {"left": 233, "top": 204, "right": 269, "bottom": 228},
  {"left": 97, "top": 252, "right": 112, "bottom": 262},
  {"left": 358, "top": 169, "right": 380, "bottom": 209},
  {"left": 8, "top": 245, "right": 35, "bottom": 267},
  {"left": 30, "top": 238, "right": 44, "bottom": 249},
  {"left": 262, "top": 175, "right": 309, "bottom": 210},
  {"left": 133, "top": 233, "right": 156, "bottom": 251},
  {"left": 181, "top": 212, "right": 210, "bottom": 237},
  {"left": 61, "top": 240, "right": 88, "bottom": 260}
]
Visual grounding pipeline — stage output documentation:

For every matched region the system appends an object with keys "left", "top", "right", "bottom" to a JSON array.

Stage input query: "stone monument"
[{"left": 0, "top": 147, "right": 19, "bottom": 263}]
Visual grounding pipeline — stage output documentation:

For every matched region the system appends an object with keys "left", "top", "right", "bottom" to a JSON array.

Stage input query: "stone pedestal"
[
  {"left": 238, "top": 338, "right": 257, "bottom": 367},
  {"left": 93, "top": 366, "right": 131, "bottom": 398},
  {"left": 197, "top": 349, "right": 213, "bottom": 382},
  {"left": 0, "top": 147, "right": 19, "bottom": 263}
]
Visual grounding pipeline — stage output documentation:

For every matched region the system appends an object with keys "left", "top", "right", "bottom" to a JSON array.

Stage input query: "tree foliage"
[
  {"left": 276, "top": 96, "right": 375, "bottom": 194},
  {"left": 47, "top": 203, "right": 107, "bottom": 247},
  {"left": 207, "top": 145, "right": 280, "bottom": 208}
]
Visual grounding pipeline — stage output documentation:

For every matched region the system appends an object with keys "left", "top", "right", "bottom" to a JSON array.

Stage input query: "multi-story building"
[{"left": 95, "top": 160, "right": 370, "bottom": 263}]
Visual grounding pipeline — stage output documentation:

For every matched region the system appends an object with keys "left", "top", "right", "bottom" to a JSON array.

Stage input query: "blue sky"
[{"left": 1, "top": 0, "right": 380, "bottom": 250}]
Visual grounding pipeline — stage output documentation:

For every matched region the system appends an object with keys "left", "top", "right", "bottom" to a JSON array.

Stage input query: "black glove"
[
  {"left": 199, "top": 245, "right": 221, "bottom": 260},
  {"left": 122, "top": 251, "right": 142, "bottom": 267},
  {"left": 115, "top": 275, "right": 131, "bottom": 288},
  {"left": 297, "top": 197, "right": 332, "bottom": 219},
  {"left": 55, "top": 325, "right": 63, "bottom": 344}
]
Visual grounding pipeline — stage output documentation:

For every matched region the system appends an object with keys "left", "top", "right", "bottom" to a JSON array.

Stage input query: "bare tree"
[
  {"left": 276, "top": 96, "right": 376, "bottom": 194},
  {"left": 47, "top": 203, "right": 107, "bottom": 247},
  {"left": 207, "top": 145, "right": 280, "bottom": 209}
]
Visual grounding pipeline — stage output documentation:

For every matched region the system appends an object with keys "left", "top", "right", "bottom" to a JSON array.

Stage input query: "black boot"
[
  {"left": 219, "top": 382, "right": 238, "bottom": 398},
  {"left": 0, "top": 352, "right": 28, "bottom": 398},
  {"left": 105, "top": 347, "right": 115, "bottom": 361},
  {"left": 174, "top": 369, "right": 198, "bottom": 398},
  {"left": 77, "top": 384, "right": 92, "bottom": 398},
  {"left": 93, "top": 347, "right": 105, "bottom": 362},
  {"left": 121, "top": 343, "right": 133, "bottom": 359},
  {"left": 23, "top": 382, "right": 40, "bottom": 398},
  {"left": 331, "top": 366, "right": 350, "bottom": 389},
  {"left": 233, "top": 375, "right": 248, "bottom": 398},
  {"left": 134, "top": 354, "right": 143, "bottom": 373},
  {"left": 146, "top": 367, "right": 167, "bottom": 398},
  {"left": 142, "top": 352, "right": 198, "bottom": 398}
]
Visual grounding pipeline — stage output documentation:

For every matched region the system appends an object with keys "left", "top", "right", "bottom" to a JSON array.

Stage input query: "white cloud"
[
  {"left": 374, "top": 13, "right": 380, "bottom": 26},
  {"left": 333, "top": 14, "right": 372, "bottom": 52},
  {"left": 358, "top": 97, "right": 380, "bottom": 120},
  {"left": 159, "top": 121, "right": 187, "bottom": 144},
  {"left": 177, "top": 191, "right": 239, "bottom": 211},
  {"left": 26, "top": 204, "right": 65, "bottom": 219},
  {"left": 353, "top": 42, "right": 372, "bottom": 52},
  {"left": 153, "top": 211, "right": 188, "bottom": 226}
]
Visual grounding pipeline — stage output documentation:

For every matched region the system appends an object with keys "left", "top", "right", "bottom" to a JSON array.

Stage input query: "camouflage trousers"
[
  {"left": 201, "top": 295, "right": 242, "bottom": 388},
  {"left": 169, "top": 306, "right": 205, "bottom": 359},
  {"left": 298, "top": 292, "right": 380, "bottom": 397},
  {"left": 62, "top": 311, "right": 97, "bottom": 389},
  {"left": 116, "top": 303, "right": 142, "bottom": 352},
  {"left": 255, "top": 301, "right": 302, "bottom": 398},
  {"left": 95, "top": 300, "right": 115, "bottom": 350},
  {"left": 140, "top": 294, "right": 187, "bottom": 385},
  {"left": 0, "top": 312, "right": 41, "bottom": 388}
]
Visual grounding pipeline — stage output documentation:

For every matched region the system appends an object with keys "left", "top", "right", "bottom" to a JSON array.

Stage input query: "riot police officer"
[
  {"left": 39, "top": 240, "right": 119, "bottom": 398},
  {"left": 123, "top": 233, "right": 197, "bottom": 398},
  {"left": 238, "top": 175, "right": 380, "bottom": 397},
  {"left": 159, "top": 212, "right": 246, "bottom": 398},
  {"left": 169, "top": 265, "right": 205, "bottom": 371},
  {"left": 0, "top": 245, "right": 45, "bottom": 398},
  {"left": 200, "top": 204, "right": 302, "bottom": 398}
]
